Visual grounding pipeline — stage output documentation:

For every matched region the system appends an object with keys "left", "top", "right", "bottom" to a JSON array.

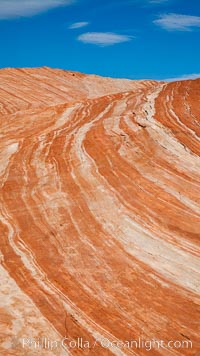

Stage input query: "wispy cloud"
[
  {"left": 69, "top": 22, "right": 89, "bottom": 29},
  {"left": 0, "top": 0, "right": 74, "bottom": 19},
  {"left": 77, "top": 32, "right": 133, "bottom": 46},
  {"left": 165, "top": 73, "right": 200, "bottom": 82},
  {"left": 154, "top": 13, "right": 200, "bottom": 31},
  {"left": 149, "top": 0, "right": 168, "bottom": 3}
]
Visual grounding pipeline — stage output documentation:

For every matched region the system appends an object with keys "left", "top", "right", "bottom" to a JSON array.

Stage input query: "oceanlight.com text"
[{"left": 16, "top": 336, "right": 193, "bottom": 352}]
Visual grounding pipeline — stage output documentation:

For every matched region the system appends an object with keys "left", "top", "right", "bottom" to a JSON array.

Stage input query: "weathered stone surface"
[{"left": 0, "top": 67, "right": 199, "bottom": 355}]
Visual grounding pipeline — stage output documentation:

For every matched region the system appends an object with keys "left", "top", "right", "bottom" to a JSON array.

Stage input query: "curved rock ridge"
[
  {"left": 0, "top": 68, "right": 200, "bottom": 355},
  {"left": 0, "top": 67, "right": 156, "bottom": 115}
]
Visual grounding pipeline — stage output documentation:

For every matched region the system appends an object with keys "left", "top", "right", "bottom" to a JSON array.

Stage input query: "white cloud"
[
  {"left": 165, "top": 73, "right": 200, "bottom": 82},
  {"left": 77, "top": 32, "right": 133, "bottom": 46},
  {"left": 69, "top": 22, "right": 89, "bottom": 29},
  {"left": 0, "top": 0, "right": 74, "bottom": 19},
  {"left": 154, "top": 13, "right": 200, "bottom": 31}
]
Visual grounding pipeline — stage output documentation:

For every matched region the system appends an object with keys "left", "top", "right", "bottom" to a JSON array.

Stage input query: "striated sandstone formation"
[{"left": 0, "top": 67, "right": 200, "bottom": 355}]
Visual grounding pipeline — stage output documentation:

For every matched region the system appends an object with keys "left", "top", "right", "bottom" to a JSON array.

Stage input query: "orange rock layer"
[{"left": 0, "top": 67, "right": 200, "bottom": 355}]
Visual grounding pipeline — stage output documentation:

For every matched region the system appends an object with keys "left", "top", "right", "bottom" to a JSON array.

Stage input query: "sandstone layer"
[{"left": 0, "top": 67, "right": 200, "bottom": 355}]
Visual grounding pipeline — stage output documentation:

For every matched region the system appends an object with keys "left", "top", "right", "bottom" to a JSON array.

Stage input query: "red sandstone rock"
[{"left": 0, "top": 67, "right": 199, "bottom": 355}]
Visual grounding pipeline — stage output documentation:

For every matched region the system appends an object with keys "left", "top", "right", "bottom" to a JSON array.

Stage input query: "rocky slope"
[{"left": 0, "top": 67, "right": 200, "bottom": 355}]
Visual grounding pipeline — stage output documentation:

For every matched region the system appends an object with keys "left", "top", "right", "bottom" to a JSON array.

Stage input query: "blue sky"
[{"left": 0, "top": 0, "right": 199, "bottom": 80}]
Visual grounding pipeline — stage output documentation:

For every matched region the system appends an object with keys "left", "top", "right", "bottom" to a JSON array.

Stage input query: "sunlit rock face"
[{"left": 0, "top": 67, "right": 199, "bottom": 355}]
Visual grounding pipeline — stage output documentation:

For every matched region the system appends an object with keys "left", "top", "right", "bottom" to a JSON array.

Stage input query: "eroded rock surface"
[{"left": 0, "top": 68, "right": 199, "bottom": 355}]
